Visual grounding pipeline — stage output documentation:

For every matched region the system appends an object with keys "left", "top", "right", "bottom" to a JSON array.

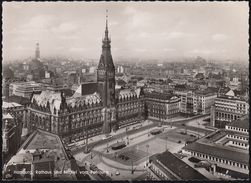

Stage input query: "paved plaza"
[{"left": 73, "top": 117, "right": 219, "bottom": 180}]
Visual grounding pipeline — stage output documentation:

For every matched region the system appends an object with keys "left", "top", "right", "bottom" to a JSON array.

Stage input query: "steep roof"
[
  {"left": 2, "top": 101, "right": 22, "bottom": 109},
  {"left": 118, "top": 88, "right": 140, "bottom": 99},
  {"left": 225, "top": 89, "right": 235, "bottom": 97},
  {"left": 3, "top": 113, "right": 14, "bottom": 119},
  {"left": 73, "top": 82, "right": 99, "bottom": 96},
  {"left": 67, "top": 92, "right": 101, "bottom": 108},
  {"left": 32, "top": 90, "right": 62, "bottom": 113}
]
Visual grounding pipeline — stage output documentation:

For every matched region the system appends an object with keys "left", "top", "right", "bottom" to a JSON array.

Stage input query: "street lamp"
[
  {"left": 106, "top": 142, "right": 109, "bottom": 153},
  {"left": 131, "top": 160, "right": 134, "bottom": 174},
  {"left": 146, "top": 144, "right": 149, "bottom": 165},
  {"left": 197, "top": 120, "right": 200, "bottom": 139},
  {"left": 148, "top": 120, "right": 150, "bottom": 137},
  {"left": 166, "top": 136, "right": 168, "bottom": 151}
]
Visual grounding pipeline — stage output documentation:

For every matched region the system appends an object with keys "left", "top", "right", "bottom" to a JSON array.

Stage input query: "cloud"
[
  {"left": 165, "top": 32, "right": 192, "bottom": 39},
  {"left": 51, "top": 22, "right": 78, "bottom": 34},
  {"left": 135, "top": 48, "right": 146, "bottom": 52},
  {"left": 211, "top": 34, "right": 228, "bottom": 41},
  {"left": 163, "top": 48, "right": 176, "bottom": 52},
  {"left": 14, "top": 46, "right": 33, "bottom": 51},
  {"left": 69, "top": 47, "right": 84, "bottom": 52}
]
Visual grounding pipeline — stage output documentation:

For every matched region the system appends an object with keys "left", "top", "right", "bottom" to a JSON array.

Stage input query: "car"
[
  {"left": 115, "top": 170, "right": 120, "bottom": 176},
  {"left": 90, "top": 164, "right": 98, "bottom": 171},
  {"left": 102, "top": 135, "right": 113, "bottom": 140}
]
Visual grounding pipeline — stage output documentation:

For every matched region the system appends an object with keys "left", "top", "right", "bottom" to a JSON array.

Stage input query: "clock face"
[{"left": 98, "top": 70, "right": 105, "bottom": 75}]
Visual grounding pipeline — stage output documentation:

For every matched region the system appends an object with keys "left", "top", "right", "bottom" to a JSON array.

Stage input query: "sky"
[{"left": 2, "top": 1, "right": 249, "bottom": 62}]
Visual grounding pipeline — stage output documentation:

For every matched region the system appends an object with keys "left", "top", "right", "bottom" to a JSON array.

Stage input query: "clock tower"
[
  {"left": 97, "top": 10, "right": 116, "bottom": 134},
  {"left": 97, "top": 10, "right": 116, "bottom": 107}
]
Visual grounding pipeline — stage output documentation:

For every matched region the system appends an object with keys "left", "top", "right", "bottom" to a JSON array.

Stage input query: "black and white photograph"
[{"left": 2, "top": 1, "right": 249, "bottom": 181}]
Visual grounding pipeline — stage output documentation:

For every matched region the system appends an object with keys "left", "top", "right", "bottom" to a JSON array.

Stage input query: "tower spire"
[
  {"left": 106, "top": 9, "right": 108, "bottom": 32},
  {"left": 105, "top": 9, "right": 109, "bottom": 38},
  {"left": 35, "top": 42, "right": 40, "bottom": 59}
]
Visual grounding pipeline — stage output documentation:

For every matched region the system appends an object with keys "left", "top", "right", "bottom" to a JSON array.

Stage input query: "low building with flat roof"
[
  {"left": 9, "top": 81, "right": 42, "bottom": 99},
  {"left": 148, "top": 150, "right": 208, "bottom": 180},
  {"left": 182, "top": 115, "right": 249, "bottom": 178}
]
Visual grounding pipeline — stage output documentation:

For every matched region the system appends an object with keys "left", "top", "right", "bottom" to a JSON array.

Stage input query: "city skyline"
[{"left": 3, "top": 2, "right": 249, "bottom": 62}]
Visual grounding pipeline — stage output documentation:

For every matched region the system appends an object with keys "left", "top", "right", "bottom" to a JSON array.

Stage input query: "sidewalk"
[{"left": 71, "top": 120, "right": 153, "bottom": 147}]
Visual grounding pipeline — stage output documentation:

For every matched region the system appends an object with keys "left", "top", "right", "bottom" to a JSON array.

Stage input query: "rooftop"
[
  {"left": 152, "top": 151, "right": 208, "bottom": 180},
  {"left": 195, "top": 88, "right": 217, "bottom": 96},
  {"left": 2, "top": 101, "right": 22, "bottom": 109},
  {"left": 5, "top": 129, "right": 77, "bottom": 180},
  {"left": 3, "top": 113, "right": 14, "bottom": 119},
  {"left": 4, "top": 96, "right": 31, "bottom": 105},
  {"left": 144, "top": 91, "right": 178, "bottom": 101},
  {"left": 74, "top": 82, "right": 100, "bottom": 96},
  {"left": 226, "top": 115, "right": 249, "bottom": 130},
  {"left": 183, "top": 142, "right": 249, "bottom": 164}
]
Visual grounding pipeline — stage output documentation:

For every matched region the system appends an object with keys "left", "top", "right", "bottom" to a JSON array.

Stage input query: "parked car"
[
  {"left": 102, "top": 135, "right": 113, "bottom": 140},
  {"left": 115, "top": 170, "right": 120, "bottom": 176}
]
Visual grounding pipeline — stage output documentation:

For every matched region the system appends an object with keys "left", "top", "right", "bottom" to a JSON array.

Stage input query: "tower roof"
[{"left": 98, "top": 10, "right": 115, "bottom": 70}]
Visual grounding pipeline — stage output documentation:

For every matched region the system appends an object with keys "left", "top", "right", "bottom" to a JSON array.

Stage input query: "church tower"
[
  {"left": 97, "top": 10, "right": 116, "bottom": 107},
  {"left": 35, "top": 42, "right": 40, "bottom": 59}
]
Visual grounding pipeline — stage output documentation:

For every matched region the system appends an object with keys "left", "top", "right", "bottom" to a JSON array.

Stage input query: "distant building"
[
  {"left": 117, "top": 65, "right": 124, "bottom": 73},
  {"left": 176, "top": 89, "right": 217, "bottom": 115},
  {"left": 2, "top": 66, "right": 15, "bottom": 98},
  {"left": 29, "top": 43, "right": 45, "bottom": 81},
  {"left": 211, "top": 89, "right": 249, "bottom": 128},
  {"left": 9, "top": 81, "right": 42, "bottom": 99},
  {"left": 89, "top": 66, "right": 96, "bottom": 73}
]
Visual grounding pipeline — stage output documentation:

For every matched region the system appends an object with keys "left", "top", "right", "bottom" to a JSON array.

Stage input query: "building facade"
[
  {"left": 211, "top": 90, "right": 249, "bottom": 128},
  {"left": 144, "top": 90, "right": 180, "bottom": 121},
  {"left": 175, "top": 89, "right": 217, "bottom": 115},
  {"left": 2, "top": 102, "right": 24, "bottom": 163},
  {"left": 9, "top": 81, "right": 42, "bottom": 99}
]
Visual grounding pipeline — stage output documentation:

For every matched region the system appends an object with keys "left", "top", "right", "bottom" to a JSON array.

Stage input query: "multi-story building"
[
  {"left": 175, "top": 88, "right": 217, "bottom": 115},
  {"left": 2, "top": 102, "right": 24, "bottom": 163},
  {"left": 144, "top": 90, "right": 180, "bottom": 121},
  {"left": 116, "top": 88, "right": 145, "bottom": 128},
  {"left": 9, "top": 81, "right": 42, "bottom": 99},
  {"left": 211, "top": 90, "right": 249, "bottom": 128},
  {"left": 182, "top": 115, "right": 249, "bottom": 177},
  {"left": 193, "top": 89, "right": 217, "bottom": 114}
]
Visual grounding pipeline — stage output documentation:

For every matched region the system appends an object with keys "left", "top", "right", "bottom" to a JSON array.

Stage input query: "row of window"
[
  {"left": 226, "top": 126, "right": 248, "bottom": 133},
  {"left": 230, "top": 140, "right": 248, "bottom": 147},
  {"left": 71, "top": 118, "right": 102, "bottom": 129},
  {"left": 216, "top": 112, "right": 239, "bottom": 121},
  {"left": 227, "top": 134, "right": 248, "bottom": 141},
  {"left": 190, "top": 151, "right": 248, "bottom": 170},
  {"left": 149, "top": 164, "right": 167, "bottom": 180}
]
